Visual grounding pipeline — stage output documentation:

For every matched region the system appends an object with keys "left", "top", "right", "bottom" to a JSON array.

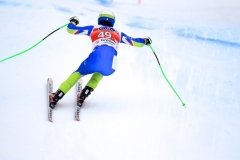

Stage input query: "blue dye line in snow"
[
  {"left": 126, "top": 22, "right": 155, "bottom": 30},
  {"left": 95, "top": 0, "right": 111, "bottom": 6},
  {"left": 195, "top": 36, "right": 240, "bottom": 47},
  {"left": 175, "top": 31, "right": 240, "bottom": 47},
  {"left": 0, "top": 0, "right": 21, "bottom": 6},
  {"left": 54, "top": 6, "right": 72, "bottom": 13},
  {"left": 126, "top": 17, "right": 158, "bottom": 30}
]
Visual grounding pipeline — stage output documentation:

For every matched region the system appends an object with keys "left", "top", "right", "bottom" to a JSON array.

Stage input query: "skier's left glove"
[
  {"left": 70, "top": 16, "right": 79, "bottom": 25},
  {"left": 145, "top": 37, "right": 152, "bottom": 45}
]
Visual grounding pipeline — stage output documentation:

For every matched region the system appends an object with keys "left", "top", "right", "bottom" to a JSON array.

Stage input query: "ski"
[
  {"left": 47, "top": 78, "right": 53, "bottom": 122},
  {"left": 75, "top": 78, "right": 83, "bottom": 121}
]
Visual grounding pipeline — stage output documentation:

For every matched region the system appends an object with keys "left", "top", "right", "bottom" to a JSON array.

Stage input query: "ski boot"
[
  {"left": 77, "top": 86, "right": 93, "bottom": 107},
  {"left": 49, "top": 90, "right": 65, "bottom": 109}
]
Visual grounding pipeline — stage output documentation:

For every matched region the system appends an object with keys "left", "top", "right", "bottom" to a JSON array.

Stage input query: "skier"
[{"left": 49, "top": 10, "right": 152, "bottom": 109}]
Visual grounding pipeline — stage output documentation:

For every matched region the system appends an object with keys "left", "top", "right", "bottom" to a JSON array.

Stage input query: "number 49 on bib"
[{"left": 98, "top": 31, "right": 111, "bottom": 38}]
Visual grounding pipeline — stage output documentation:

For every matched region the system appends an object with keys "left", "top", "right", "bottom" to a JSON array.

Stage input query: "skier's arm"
[
  {"left": 120, "top": 32, "right": 150, "bottom": 47},
  {"left": 67, "top": 23, "right": 94, "bottom": 36}
]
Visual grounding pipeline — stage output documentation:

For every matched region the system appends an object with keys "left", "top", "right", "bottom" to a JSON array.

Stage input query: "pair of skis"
[{"left": 47, "top": 78, "right": 83, "bottom": 122}]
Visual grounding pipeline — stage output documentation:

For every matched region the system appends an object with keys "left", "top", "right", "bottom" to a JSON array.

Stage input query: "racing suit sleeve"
[
  {"left": 67, "top": 23, "right": 94, "bottom": 36},
  {"left": 120, "top": 32, "right": 146, "bottom": 47}
]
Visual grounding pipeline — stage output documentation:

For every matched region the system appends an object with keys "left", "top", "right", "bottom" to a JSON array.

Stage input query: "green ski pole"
[
  {"left": 148, "top": 44, "right": 186, "bottom": 107},
  {"left": 0, "top": 23, "right": 68, "bottom": 63}
]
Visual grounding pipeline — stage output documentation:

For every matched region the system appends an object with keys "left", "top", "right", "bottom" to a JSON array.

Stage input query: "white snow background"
[{"left": 0, "top": 0, "right": 240, "bottom": 159}]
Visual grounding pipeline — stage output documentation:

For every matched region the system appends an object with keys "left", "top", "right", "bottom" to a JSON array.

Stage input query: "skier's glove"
[
  {"left": 145, "top": 37, "right": 152, "bottom": 45},
  {"left": 70, "top": 16, "right": 79, "bottom": 25}
]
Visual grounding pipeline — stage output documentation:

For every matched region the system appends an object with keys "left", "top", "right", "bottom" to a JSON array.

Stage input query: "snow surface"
[{"left": 0, "top": 0, "right": 240, "bottom": 159}]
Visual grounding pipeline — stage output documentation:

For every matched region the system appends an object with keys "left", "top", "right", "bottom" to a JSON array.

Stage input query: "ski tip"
[
  {"left": 48, "top": 118, "right": 53, "bottom": 123},
  {"left": 47, "top": 78, "right": 53, "bottom": 83},
  {"left": 75, "top": 116, "right": 80, "bottom": 121},
  {"left": 78, "top": 78, "right": 83, "bottom": 84}
]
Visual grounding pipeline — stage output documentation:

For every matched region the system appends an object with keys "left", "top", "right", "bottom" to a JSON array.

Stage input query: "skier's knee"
[
  {"left": 92, "top": 72, "right": 103, "bottom": 82},
  {"left": 59, "top": 72, "right": 82, "bottom": 93},
  {"left": 86, "top": 73, "right": 103, "bottom": 89}
]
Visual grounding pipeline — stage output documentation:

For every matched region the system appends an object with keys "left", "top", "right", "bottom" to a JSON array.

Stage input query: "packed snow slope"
[{"left": 0, "top": 0, "right": 240, "bottom": 160}]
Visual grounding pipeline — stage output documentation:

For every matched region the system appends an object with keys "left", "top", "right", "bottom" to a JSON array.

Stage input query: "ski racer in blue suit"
[{"left": 50, "top": 10, "right": 152, "bottom": 109}]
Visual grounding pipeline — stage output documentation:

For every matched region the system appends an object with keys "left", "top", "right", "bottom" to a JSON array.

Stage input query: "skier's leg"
[
  {"left": 77, "top": 72, "right": 103, "bottom": 106},
  {"left": 50, "top": 72, "right": 82, "bottom": 108},
  {"left": 58, "top": 72, "right": 82, "bottom": 94},
  {"left": 86, "top": 72, "right": 103, "bottom": 89}
]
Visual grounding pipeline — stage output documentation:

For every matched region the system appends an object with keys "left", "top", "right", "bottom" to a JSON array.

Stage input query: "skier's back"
[{"left": 49, "top": 10, "right": 152, "bottom": 108}]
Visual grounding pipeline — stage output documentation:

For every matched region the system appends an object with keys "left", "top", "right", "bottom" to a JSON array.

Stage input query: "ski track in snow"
[{"left": 0, "top": 0, "right": 240, "bottom": 160}]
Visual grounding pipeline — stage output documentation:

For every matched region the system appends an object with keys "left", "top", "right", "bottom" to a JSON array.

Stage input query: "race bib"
[{"left": 90, "top": 26, "right": 121, "bottom": 50}]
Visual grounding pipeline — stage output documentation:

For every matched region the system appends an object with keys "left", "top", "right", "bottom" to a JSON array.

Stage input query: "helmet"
[{"left": 98, "top": 10, "right": 115, "bottom": 27}]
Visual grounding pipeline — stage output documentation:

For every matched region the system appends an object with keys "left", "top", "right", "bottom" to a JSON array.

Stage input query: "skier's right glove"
[
  {"left": 145, "top": 37, "right": 152, "bottom": 45},
  {"left": 70, "top": 16, "right": 79, "bottom": 25}
]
